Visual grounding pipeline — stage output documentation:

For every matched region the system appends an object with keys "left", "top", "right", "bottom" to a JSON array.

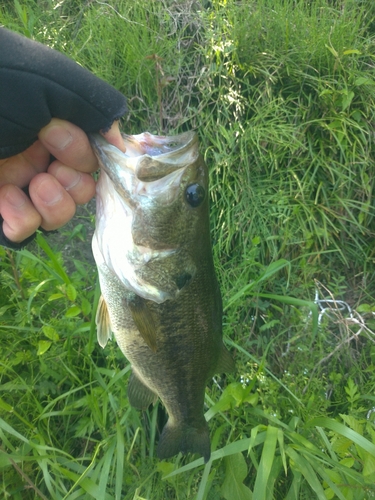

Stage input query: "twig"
[
  {"left": 5, "top": 249, "right": 25, "bottom": 300},
  {"left": 146, "top": 54, "right": 165, "bottom": 133},
  {"left": 0, "top": 445, "right": 49, "bottom": 500}
]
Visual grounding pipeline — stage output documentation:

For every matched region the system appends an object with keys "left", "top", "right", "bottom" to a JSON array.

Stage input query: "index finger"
[{"left": 38, "top": 118, "right": 98, "bottom": 173}]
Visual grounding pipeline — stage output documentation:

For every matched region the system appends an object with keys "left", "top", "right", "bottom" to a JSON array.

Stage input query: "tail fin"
[{"left": 157, "top": 419, "right": 211, "bottom": 463}]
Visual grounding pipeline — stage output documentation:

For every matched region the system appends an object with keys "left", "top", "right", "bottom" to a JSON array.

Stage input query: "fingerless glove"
[{"left": 0, "top": 28, "right": 127, "bottom": 159}]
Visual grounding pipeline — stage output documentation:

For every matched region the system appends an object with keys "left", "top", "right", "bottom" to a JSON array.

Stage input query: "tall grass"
[{"left": 1, "top": 0, "right": 375, "bottom": 498}]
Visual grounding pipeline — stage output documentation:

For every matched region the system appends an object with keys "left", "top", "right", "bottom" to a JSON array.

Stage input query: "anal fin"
[
  {"left": 96, "top": 295, "right": 112, "bottom": 348},
  {"left": 128, "top": 371, "right": 157, "bottom": 410}
]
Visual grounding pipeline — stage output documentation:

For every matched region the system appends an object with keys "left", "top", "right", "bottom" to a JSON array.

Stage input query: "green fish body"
[{"left": 91, "top": 131, "right": 234, "bottom": 462}]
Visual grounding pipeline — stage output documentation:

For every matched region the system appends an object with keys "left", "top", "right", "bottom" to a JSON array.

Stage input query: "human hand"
[
  {"left": 0, "top": 118, "right": 125, "bottom": 245},
  {"left": 0, "top": 28, "right": 127, "bottom": 249}
]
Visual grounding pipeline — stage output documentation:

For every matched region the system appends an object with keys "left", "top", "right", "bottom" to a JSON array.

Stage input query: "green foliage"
[
  {"left": 1, "top": 0, "right": 375, "bottom": 498},
  {"left": 221, "top": 453, "right": 252, "bottom": 500}
]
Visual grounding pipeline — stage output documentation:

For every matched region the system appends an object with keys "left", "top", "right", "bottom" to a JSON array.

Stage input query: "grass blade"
[
  {"left": 307, "top": 417, "right": 375, "bottom": 458},
  {"left": 286, "top": 447, "right": 326, "bottom": 500},
  {"left": 195, "top": 460, "right": 213, "bottom": 500},
  {"left": 225, "top": 259, "right": 291, "bottom": 310},
  {"left": 164, "top": 434, "right": 266, "bottom": 479},
  {"left": 35, "top": 233, "right": 71, "bottom": 284},
  {"left": 252, "top": 425, "right": 278, "bottom": 500},
  {"left": 257, "top": 293, "right": 319, "bottom": 337},
  {"left": 115, "top": 423, "right": 125, "bottom": 500}
]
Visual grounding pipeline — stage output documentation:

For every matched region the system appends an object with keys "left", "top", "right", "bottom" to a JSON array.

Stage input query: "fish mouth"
[
  {"left": 123, "top": 131, "right": 197, "bottom": 160},
  {"left": 90, "top": 131, "right": 200, "bottom": 206}
]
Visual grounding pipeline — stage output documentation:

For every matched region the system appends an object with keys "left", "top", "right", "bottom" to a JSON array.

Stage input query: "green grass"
[{"left": 1, "top": 0, "right": 375, "bottom": 498}]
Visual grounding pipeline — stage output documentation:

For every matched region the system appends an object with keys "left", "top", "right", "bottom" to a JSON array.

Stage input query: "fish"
[{"left": 90, "top": 130, "right": 234, "bottom": 463}]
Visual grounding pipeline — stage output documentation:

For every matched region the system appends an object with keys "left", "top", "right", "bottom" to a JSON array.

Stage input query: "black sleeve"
[{"left": 0, "top": 28, "right": 128, "bottom": 249}]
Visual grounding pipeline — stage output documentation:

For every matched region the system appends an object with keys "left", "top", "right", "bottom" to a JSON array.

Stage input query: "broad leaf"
[{"left": 221, "top": 453, "right": 252, "bottom": 500}]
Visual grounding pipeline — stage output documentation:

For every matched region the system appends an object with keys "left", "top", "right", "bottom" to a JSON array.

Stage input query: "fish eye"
[{"left": 185, "top": 183, "right": 205, "bottom": 208}]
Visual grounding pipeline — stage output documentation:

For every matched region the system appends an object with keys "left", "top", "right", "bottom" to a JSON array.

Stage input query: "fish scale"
[{"left": 90, "top": 131, "right": 235, "bottom": 462}]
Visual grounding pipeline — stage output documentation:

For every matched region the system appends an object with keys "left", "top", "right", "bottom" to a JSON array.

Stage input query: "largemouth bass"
[{"left": 90, "top": 131, "right": 234, "bottom": 462}]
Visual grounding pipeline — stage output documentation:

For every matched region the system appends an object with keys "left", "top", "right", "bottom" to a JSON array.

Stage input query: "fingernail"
[
  {"left": 36, "top": 179, "right": 63, "bottom": 205},
  {"left": 55, "top": 165, "right": 81, "bottom": 191},
  {"left": 6, "top": 189, "right": 26, "bottom": 209},
  {"left": 43, "top": 125, "right": 73, "bottom": 150}
]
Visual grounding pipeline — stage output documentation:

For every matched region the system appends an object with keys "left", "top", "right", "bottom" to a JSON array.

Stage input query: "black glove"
[{"left": 0, "top": 28, "right": 127, "bottom": 249}]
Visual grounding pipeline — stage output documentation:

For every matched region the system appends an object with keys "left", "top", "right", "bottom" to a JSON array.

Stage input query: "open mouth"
[
  {"left": 122, "top": 131, "right": 196, "bottom": 157},
  {"left": 91, "top": 131, "right": 200, "bottom": 205}
]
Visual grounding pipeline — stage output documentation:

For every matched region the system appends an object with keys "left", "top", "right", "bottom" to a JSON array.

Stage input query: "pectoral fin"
[
  {"left": 215, "top": 345, "right": 235, "bottom": 374},
  {"left": 128, "top": 371, "right": 157, "bottom": 410},
  {"left": 128, "top": 296, "right": 157, "bottom": 352},
  {"left": 96, "top": 295, "right": 112, "bottom": 348}
]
